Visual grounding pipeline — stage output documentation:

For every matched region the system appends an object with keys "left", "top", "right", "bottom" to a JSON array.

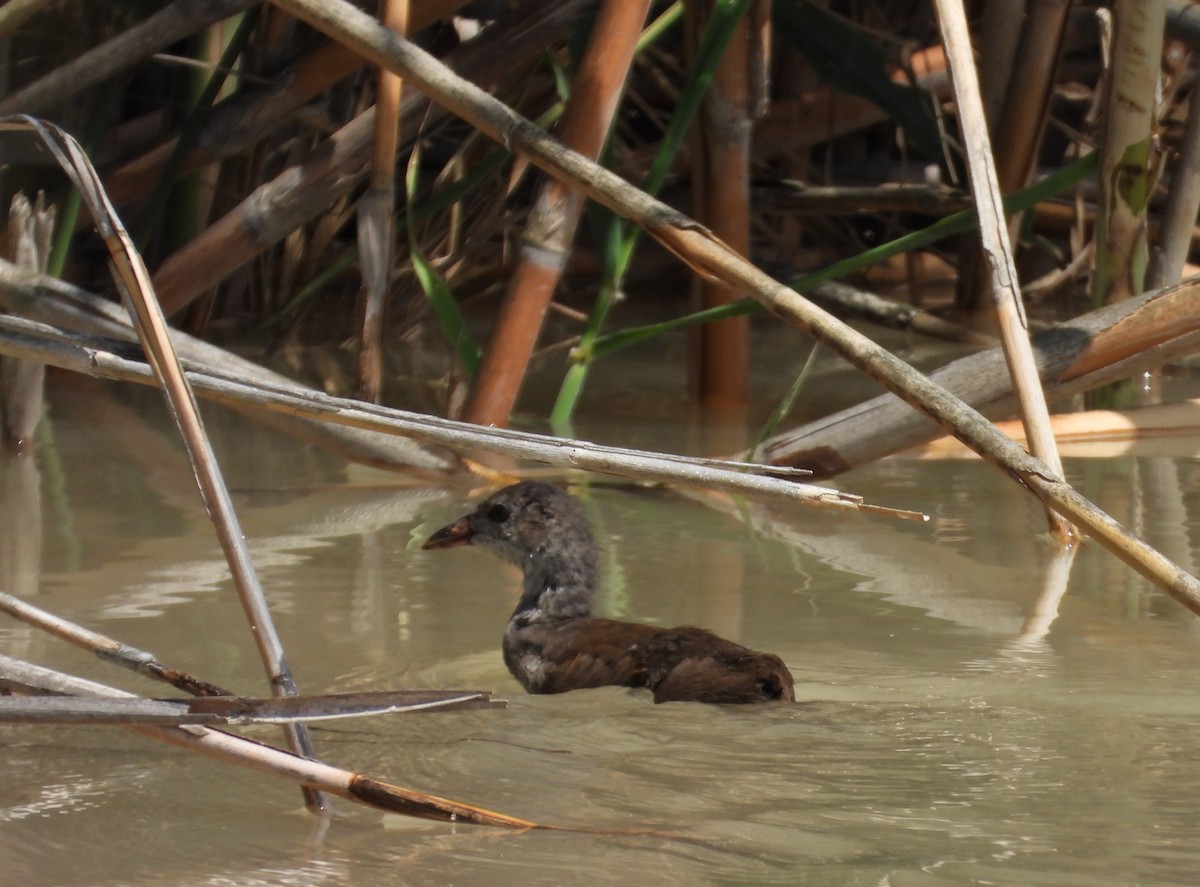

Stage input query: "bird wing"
[
  {"left": 533, "top": 619, "right": 659, "bottom": 694},
  {"left": 638, "top": 628, "right": 796, "bottom": 704}
]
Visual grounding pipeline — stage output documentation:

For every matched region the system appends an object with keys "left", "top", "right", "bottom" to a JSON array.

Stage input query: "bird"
[{"left": 422, "top": 480, "right": 795, "bottom": 704}]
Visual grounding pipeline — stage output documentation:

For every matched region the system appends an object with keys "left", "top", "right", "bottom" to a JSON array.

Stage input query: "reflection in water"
[
  {"left": 4, "top": 384, "right": 1200, "bottom": 885},
  {"left": 0, "top": 449, "right": 41, "bottom": 600}
]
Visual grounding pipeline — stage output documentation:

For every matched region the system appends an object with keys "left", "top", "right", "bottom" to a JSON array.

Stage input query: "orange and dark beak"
[{"left": 422, "top": 517, "right": 475, "bottom": 550}]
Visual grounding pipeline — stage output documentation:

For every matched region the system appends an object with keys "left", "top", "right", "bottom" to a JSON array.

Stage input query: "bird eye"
[{"left": 487, "top": 503, "right": 510, "bottom": 523}]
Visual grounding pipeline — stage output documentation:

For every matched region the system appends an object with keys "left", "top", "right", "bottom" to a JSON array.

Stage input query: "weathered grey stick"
[
  {"left": 0, "top": 654, "right": 538, "bottom": 827},
  {"left": 0, "top": 258, "right": 458, "bottom": 474},
  {"left": 0, "top": 588, "right": 233, "bottom": 697},
  {"left": 0, "top": 313, "right": 909, "bottom": 518}
]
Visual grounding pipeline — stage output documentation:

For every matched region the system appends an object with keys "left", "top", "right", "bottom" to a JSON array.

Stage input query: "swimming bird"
[{"left": 423, "top": 481, "right": 794, "bottom": 704}]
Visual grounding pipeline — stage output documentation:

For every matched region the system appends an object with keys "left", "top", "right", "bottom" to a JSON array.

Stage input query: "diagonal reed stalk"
[
  {"left": 0, "top": 115, "right": 331, "bottom": 814},
  {"left": 0, "top": 654, "right": 539, "bottom": 827},
  {"left": 934, "top": 0, "right": 1075, "bottom": 541}
]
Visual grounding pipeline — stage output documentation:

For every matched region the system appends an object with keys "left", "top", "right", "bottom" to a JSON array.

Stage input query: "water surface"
[{"left": 3, "top": 374, "right": 1200, "bottom": 886}]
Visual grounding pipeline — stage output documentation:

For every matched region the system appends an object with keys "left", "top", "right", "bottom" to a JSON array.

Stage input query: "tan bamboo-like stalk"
[
  {"left": 991, "top": 0, "right": 1072, "bottom": 197},
  {"left": 7, "top": 116, "right": 330, "bottom": 814},
  {"left": 264, "top": 0, "right": 1200, "bottom": 616},
  {"left": 934, "top": 0, "right": 1074, "bottom": 540},
  {"left": 151, "top": 0, "right": 589, "bottom": 315},
  {"left": 461, "top": 0, "right": 652, "bottom": 427},
  {"left": 691, "top": 0, "right": 754, "bottom": 407},
  {"left": 1094, "top": 0, "right": 1166, "bottom": 305},
  {"left": 356, "top": 0, "right": 409, "bottom": 403}
]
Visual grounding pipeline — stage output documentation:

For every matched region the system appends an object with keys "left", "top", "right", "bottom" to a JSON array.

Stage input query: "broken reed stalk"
[
  {"left": 356, "top": 0, "right": 409, "bottom": 403},
  {"left": 0, "top": 654, "right": 537, "bottom": 827},
  {"left": 2, "top": 116, "right": 329, "bottom": 815},
  {"left": 264, "top": 0, "right": 1200, "bottom": 616},
  {"left": 934, "top": 0, "right": 1075, "bottom": 541},
  {"left": 0, "top": 690, "right": 501, "bottom": 725},
  {"left": 0, "top": 655, "right": 704, "bottom": 839},
  {"left": 0, "top": 589, "right": 234, "bottom": 697},
  {"left": 0, "top": 312, "right": 923, "bottom": 519},
  {"left": 462, "top": 0, "right": 652, "bottom": 427}
]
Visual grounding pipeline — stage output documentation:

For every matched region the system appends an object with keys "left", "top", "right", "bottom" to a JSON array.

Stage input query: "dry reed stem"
[
  {"left": 0, "top": 654, "right": 727, "bottom": 840},
  {"left": 934, "top": 0, "right": 1075, "bottom": 541},
  {"left": 991, "top": 0, "right": 1072, "bottom": 196},
  {"left": 263, "top": 0, "right": 1200, "bottom": 616},
  {"left": 763, "top": 278, "right": 1200, "bottom": 472},
  {"left": 961, "top": 0, "right": 1071, "bottom": 312},
  {"left": 2, "top": 115, "right": 331, "bottom": 814},
  {"left": 463, "top": 0, "right": 652, "bottom": 427},
  {"left": 0, "top": 312, "right": 911, "bottom": 518},
  {"left": 977, "top": 0, "right": 1026, "bottom": 126},
  {"left": 0, "top": 588, "right": 236, "bottom": 697},
  {"left": 100, "top": 0, "right": 474, "bottom": 214},
  {"left": 0, "top": 260, "right": 460, "bottom": 473},
  {"left": 0, "top": 654, "right": 538, "bottom": 827},
  {"left": 809, "top": 281, "right": 998, "bottom": 347}
]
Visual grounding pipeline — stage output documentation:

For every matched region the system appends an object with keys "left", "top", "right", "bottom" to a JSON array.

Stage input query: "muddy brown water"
[{"left": 4, "top": 370, "right": 1200, "bottom": 886}]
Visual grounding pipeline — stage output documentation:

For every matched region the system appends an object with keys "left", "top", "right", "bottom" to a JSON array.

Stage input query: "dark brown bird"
[{"left": 423, "top": 481, "right": 795, "bottom": 704}]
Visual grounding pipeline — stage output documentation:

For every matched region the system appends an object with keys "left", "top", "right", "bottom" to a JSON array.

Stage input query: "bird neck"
[{"left": 511, "top": 546, "right": 598, "bottom": 625}]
